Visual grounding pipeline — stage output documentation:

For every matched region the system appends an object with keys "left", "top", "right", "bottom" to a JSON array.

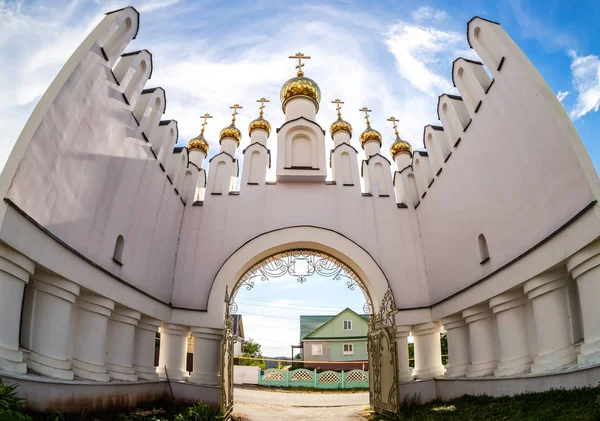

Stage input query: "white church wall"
[
  {"left": 0, "top": 7, "right": 182, "bottom": 304},
  {"left": 418, "top": 18, "right": 600, "bottom": 306}
]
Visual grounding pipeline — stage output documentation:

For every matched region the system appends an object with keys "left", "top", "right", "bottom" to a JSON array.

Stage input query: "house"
[{"left": 300, "top": 308, "right": 369, "bottom": 370}]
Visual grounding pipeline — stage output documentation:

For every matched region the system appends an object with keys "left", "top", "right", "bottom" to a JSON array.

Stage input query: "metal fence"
[{"left": 258, "top": 368, "right": 369, "bottom": 389}]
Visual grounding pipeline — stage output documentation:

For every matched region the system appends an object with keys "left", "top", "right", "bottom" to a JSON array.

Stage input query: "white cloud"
[
  {"left": 568, "top": 50, "right": 600, "bottom": 120},
  {"left": 412, "top": 6, "right": 448, "bottom": 22},
  {"left": 137, "top": 0, "right": 183, "bottom": 13},
  {"left": 557, "top": 90, "right": 569, "bottom": 103}
]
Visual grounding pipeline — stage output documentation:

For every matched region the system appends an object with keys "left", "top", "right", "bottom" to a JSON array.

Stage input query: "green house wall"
[
  {"left": 305, "top": 309, "right": 368, "bottom": 339},
  {"left": 329, "top": 340, "right": 368, "bottom": 361}
]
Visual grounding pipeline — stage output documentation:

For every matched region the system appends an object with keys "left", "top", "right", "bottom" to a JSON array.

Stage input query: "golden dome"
[
  {"left": 390, "top": 137, "right": 412, "bottom": 158},
  {"left": 248, "top": 116, "right": 271, "bottom": 137},
  {"left": 359, "top": 125, "right": 382, "bottom": 147},
  {"left": 280, "top": 76, "right": 321, "bottom": 112},
  {"left": 219, "top": 123, "right": 242, "bottom": 144},
  {"left": 330, "top": 117, "right": 352, "bottom": 139},
  {"left": 188, "top": 134, "right": 209, "bottom": 154}
]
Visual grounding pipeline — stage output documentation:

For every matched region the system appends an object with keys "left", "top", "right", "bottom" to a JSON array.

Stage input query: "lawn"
[{"left": 368, "top": 386, "right": 600, "bottom": 421}]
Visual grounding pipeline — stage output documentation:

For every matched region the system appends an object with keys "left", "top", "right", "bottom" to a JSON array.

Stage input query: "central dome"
[
  {"left": 219, "top": 123, "right": 242, "bottom": 144},
  {"left": 360, "top": 125, "right": 382, "bottom": 147},
  {"left": 280, "top": 76, "right": 321, "bottom": 113}
]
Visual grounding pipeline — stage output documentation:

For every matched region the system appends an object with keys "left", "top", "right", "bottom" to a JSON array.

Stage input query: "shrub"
[
  {"left": 0, "top": 409, "right": 32, "bottom": 421},
  {"left": 0, "top": 379, "right": 23, "bottom": 412},
  {"left": 174, "top": 402, "right": 223, "bottom": 421}
]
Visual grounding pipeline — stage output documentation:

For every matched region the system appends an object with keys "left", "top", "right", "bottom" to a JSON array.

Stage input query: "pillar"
[
  {"left": 157, "top": 323, "right": 189, "bottom": 381},
  {"left": 490, "top": 290, "right": 532, "bottom": 376},
  {"left": 107, "top": 306, "right": 141, "bottom": 381},
  {"left": 72, "top": 292, "right": 114, "bottom": 381},
  {"left": 567, "top": 240, "right": 600, "bottom": 365},
  {"left": 395, "top": 325, "right": 413, "bottom": 382},
  {"left": 411, "top": 321, "right": 445, "bottom": 379},
  {"left": 28, "top": 273, "right": 80, "bottom": 380},
  {"left": 189, "top": 327, "right": 223, "bottom": 385},
  {"left": 523, "top": 268, "right": 576, "bottom": 373},
  {"left": 441, "top": 314, "right": 470, "bottom": 378},
  {"left": 463, "top": 305, "right": 497, "bottom": 377},
  {"left": 0, "top": 244, "right": 34, "bottom": 374},
  {"left": 134, "top": 315, "right": 161, "bottom": 380}
]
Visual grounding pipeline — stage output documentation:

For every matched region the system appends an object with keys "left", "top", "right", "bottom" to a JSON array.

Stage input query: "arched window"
[
  {"left": 248, "top": 151, "right": 262, "bottom": 184},
  {"left": 113, "top": 235, "right": 125, "bottom": 265},
  {"left": 291, "top": 135, "right": 312, "bottom": 168},
  {"left": 341, "top": 152, "right": 352, "bottom": 185},
  {"left": 103, "top": 17, "right": 133, "bottom": 62},
  {"left": 478, "top": 234, "right": 490, "bottom": 264}
]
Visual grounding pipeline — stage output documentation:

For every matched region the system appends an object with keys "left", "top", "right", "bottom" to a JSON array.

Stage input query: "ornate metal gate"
[
  {"left": 220, "top": 286, "right": 235, "bottom": 420},
  {"left": 220, "top": 250, "right": 397, "bottom": 419},
  {"left": 368, "top": 288, "right": 400, "bottom": 417}
]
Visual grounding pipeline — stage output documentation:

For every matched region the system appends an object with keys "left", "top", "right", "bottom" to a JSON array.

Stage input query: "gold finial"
[
  {"left": 359, "top": 106, "right": 372, "bottom": 125},
  {"left": 200, "top": 113, "right": 213, "bottom": 135},
  {"left": 332, "top": 99, "right": 344, "bottom": 118},
  {"left": 257, "top": 97, "right": 269, "bottom": 117},
  {"left": 230, "top": 104, "right": 243, "bottom": 123},
  {"left": 289, "top": 52, "right": 311, "bottom": 77},
  {"left": 387, "top": 116, "right": 400, "bottom": 138}
]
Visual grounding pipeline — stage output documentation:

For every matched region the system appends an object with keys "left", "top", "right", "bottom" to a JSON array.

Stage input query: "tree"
[
  {"left": 239, "top": 338, "right": 266, "bottom": 369},
  {"left": 440, "top": 331, "right": 448, "bottom": 365}
]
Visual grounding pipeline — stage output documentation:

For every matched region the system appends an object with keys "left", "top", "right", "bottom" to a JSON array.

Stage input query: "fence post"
[
  {"left": 286, "top": 370, "right": 289, "bottom": 387},
  {"left": 341, "top": 370, "right": 345, "bottom": 389},
  {"left": 314, "top": 369, "right": 318, "bottom": 388}
]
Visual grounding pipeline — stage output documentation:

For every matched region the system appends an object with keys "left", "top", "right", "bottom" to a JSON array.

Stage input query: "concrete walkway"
[{"left": 234, "top": 386, "right": 369, "bottom": 407}]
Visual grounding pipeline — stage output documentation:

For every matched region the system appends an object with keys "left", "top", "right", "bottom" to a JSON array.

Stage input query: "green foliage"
[
  {"left": 407, "top": 343, "right": 414, "bottom": 368},
  {"left": 0, "top": 379, "right": 24, "bottom": 412},
  {"left": 174, "top": 402, "right": 223, "bottom": 421},
  {"left": 117, "top": 408, "right": 168, "bottom": 421},
  {"left": 46, "top": 411, "right": 65, "bottom": 421},
  {"left": 242, "top": 339, "right": 262, "bottom": 357},
  {"left": 440, "top": 331, "right": 448, "bottom": 366},
  {"left": 0, "top": 409, "right": 32, "bottom": 421},
  {"left": 371, "top": 386, "right": 600, "bottom": 420}
]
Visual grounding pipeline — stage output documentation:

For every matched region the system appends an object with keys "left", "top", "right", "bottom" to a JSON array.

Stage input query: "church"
[{"left": 0, "top": 5, "right": 599, "bottom": 417}]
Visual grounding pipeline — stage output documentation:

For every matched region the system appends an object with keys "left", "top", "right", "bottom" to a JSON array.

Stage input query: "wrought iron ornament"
[
  {"left": 232, "top": 250, "right": 373, "bottom": 315},
  {"left": 220, "top": 286, "right": 235, "bottom": 420}
]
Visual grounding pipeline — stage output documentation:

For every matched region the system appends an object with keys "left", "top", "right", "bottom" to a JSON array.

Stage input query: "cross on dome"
[
  {"left": 332, "top": 98, "right": 344, "bottom": 117},
  {"left": 257, "top": 97, "right": 269, "bottom": 116},
  {"left": 199, "top": 113, "right": 213, "bottom": 135},
  {"left": 359, "top": 106, "right": 372, "bottom": 125},
  {"left": 387, "top": 116, "right": 400, "bottom": 138},
  {"left": 289, "top": 52, "right": 311, "bottom": 77},
  {"left": 230, "top": 104, "right": 243, "bottom": 123}
]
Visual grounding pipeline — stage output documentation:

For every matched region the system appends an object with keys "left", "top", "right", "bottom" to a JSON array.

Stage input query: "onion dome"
[
  {"left": 280, "top": 76, "right": 321, "bottom": 112},
  {"left": 330, "top": 117, "right": 352, "bottom": 138},
  {"left": 248, "top": 116, "right": 271, "bottom": 137},
  {"left": 219, "top": 123, "right": 242, "bottom": 144},
  {"left": 390, "top": 137, "right": 412, "bottom": 158},
  {"left": 188, "top": 133, "right": 209, "bottom": 154},
  {"left": 359, "top": 125, "right": 382, "bottom": 147}
]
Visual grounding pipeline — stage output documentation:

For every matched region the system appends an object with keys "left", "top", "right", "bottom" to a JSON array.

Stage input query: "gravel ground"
[{"left": 233, "top": 402, "right": 368, "bottom": 421}]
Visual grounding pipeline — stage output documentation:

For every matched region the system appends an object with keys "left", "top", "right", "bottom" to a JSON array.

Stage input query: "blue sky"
[{"left": 2, "top": 0, "right": 600, "bottom": 354}]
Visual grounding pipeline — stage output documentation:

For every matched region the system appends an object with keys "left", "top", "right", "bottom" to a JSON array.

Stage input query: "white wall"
[{"left": 233, "top": 365, "right": 259, "bottom": 385}]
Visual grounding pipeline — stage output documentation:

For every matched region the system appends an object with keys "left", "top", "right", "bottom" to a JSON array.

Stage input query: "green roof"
[{"left": 300, "top": 309, "right": 369, "bottom": 339}]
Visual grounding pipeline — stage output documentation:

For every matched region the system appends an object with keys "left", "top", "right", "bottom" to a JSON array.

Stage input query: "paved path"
[
  {"left": 233, "top": 402, "right": 367, "bottom": 421},
  {"left": 234, "top": 386, "right": 369, "bottom": 407}
]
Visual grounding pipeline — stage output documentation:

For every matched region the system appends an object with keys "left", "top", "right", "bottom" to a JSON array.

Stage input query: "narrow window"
[
  {"left": 343, "top": 344, "right": 354, "bottom": 355},
  {"left": 343, "top": 320, "right": 352, "bottom": 330},
  {"left": 478, "top": 233, "right": 490, "bottom": 264},
  {"left": 311, "top": 344, "right": 323, "bottom": 356},
  {"left": 113, "top": 235, "right": 124, "bottom": 265}
]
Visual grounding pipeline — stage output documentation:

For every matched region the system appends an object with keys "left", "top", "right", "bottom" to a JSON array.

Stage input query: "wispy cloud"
[
  {"left": 557, "top": 90, "right": 569, "bottom": 103},
  {"left": 412, "top": 6, "right": 448, "bottom": 23},
  {"left": 567, "top": 50, "right": 600, "bottom": 120}
]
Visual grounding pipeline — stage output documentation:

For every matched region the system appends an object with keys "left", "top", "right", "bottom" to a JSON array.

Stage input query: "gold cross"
[
  {"left": 257, "top": 97, "right": 269, "bottom": 116},
  {"left": 387, "top": 116, "right": 400, "bottom": 137},
  {"left": 359, "top": 106, "right": 372, "bottom": 125},
  {"left": 200, "top": 113, "right": 213, "bottom": 134},
  {"left": 332, "top": 99, "right": 344, "bottom": 117},
  {"left": 289, "top": 52, "right": 311, "bottom": 76},
  {"left": 230, "top": 104, "right": 243, "bottom": 122}
]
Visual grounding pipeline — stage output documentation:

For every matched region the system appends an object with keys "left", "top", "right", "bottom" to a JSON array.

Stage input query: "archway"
[{"left": 210, "top": 227, "right": 400, "bottom": 420}]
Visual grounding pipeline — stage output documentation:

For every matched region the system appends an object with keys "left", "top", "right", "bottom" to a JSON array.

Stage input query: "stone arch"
[{"left": 193, "top": 226, "right": 395, "bottom": 329}]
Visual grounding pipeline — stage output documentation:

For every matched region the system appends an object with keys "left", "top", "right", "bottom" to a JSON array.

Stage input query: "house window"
[
  {"left": 311, "top": 344, "right": 323, "bottom": 356},
  {"left": 343, "top": 344, "right": 354, "bottom": 355},
  {"left": 343, "top": 320, "right": 352, "bottom": 330}
]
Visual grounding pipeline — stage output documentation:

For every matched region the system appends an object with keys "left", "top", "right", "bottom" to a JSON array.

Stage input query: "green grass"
[{"left": 368, "top": 386, "right": 600, "bottom": 421}]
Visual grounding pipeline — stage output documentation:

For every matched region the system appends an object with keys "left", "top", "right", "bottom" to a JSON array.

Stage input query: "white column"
[
  {"left": 157, "top": 323, "right": 189, "bottom": 381},
  {"left": 28, "top": 273, "right": 80, "bottom": 380},
  {"left": 442, "top": 314, "right": 470, "bottom": 378},
  {"left": 490, "top": 290, "right": 532, "bottom": 376},
  {"left": 0, "top": 244, "right": 34, "bottom": 374},
  {"left": 567, "top": 241, "right": 600, "bottom": 365},
  {"left": 411, "top": 321, "right": 445, "bottom": 379},
  {"left": 395, "top": 325, "right": 413, "bottom": 382},
  {"left": 524, "top": 268, "right": 577, "bottom": 373},
  {"left": 72, "top": 292, "right": 115, "bottom": 381},
  {"left": 189, "top": 327, "right": 223, "bottom": 385},
  {"left": 463, "top": 305, "right": 497, "bottom": 377},
  {"left": 134, "top": 315, "right": 161, "bottom": 380},
  {"left": 107, "top": 306, "right": 141, "bottom": 381}
]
